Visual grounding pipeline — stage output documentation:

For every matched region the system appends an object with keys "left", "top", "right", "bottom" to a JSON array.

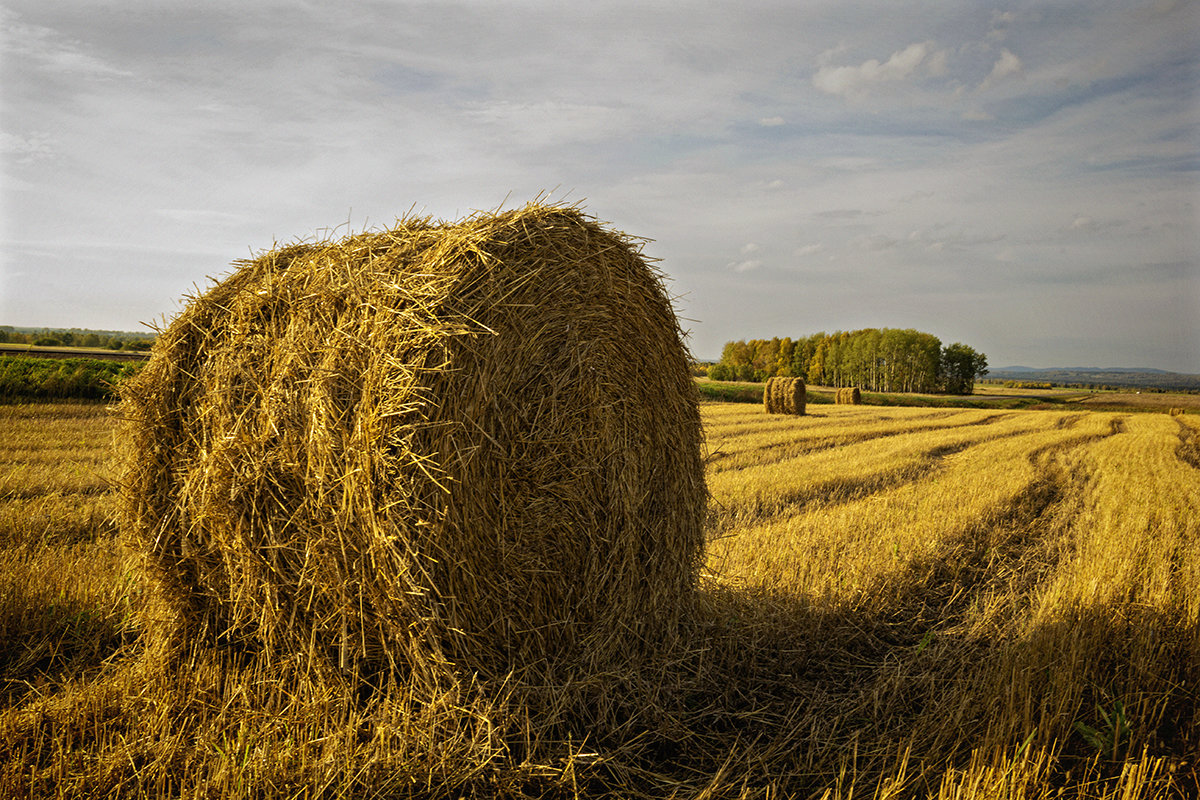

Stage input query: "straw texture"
[
  {"left": 117, "top": 202, "right": 706, "bottom": 689},
  {"left": 836, "top": 387, "right": 862, "bottom": 405},
  {"left": 764, "top": 377, "right": 805, "bottom": 415}
]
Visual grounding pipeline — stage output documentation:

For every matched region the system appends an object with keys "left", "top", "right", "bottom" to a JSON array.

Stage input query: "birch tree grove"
[{"left": 710, "top": 329, "right": 987, "bottom": 394}]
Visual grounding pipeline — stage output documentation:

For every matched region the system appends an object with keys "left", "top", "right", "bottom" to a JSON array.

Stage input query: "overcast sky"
[{"left": 2, "top": 1, "right": 1198, "bottom": 370}]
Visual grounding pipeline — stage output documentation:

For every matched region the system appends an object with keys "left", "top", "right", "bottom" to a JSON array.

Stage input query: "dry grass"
[
  {"left": 0, "top": 400, "right": 1196, "bottom": 797},
  {"left": 1073, "top": 392, "right": 1200, "bottom": 411}
]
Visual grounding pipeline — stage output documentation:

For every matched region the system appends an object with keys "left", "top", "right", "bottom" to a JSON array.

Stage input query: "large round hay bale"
[{"left": 118, "top": 202, "right": 706, "bottom": 686}]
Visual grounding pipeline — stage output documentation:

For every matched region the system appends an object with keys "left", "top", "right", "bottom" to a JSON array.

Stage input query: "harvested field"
[
  {"left": 0, "top": 401, "right": 1197, "bottom": 798},
  {"left": 1070, "top": 391, "right": 1200, "bottom": 412}
]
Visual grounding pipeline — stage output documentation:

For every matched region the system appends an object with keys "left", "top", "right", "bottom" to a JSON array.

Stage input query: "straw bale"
[
  {"left": 785, "top": 377, "right": 806, "bottom": 415},
  {"left": 763, "top": 377, "right": 778, "bottom": 413},
  {"left": 764, "top": 377, "right": 804, "bottom": 415},
  {"left": 118, "top": 202, "right": 706, "bottom": 687},
  {"left": 835, "top": 387, "right": 862, "bottom": 405}
]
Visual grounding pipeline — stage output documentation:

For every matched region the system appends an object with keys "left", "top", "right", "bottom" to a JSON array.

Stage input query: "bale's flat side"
[
  {"left": 118, "top": 202, "right": 707, "bottom": 688},
  {"left": 763, "top": 378, "right": 804, "bottom": 415},
  {"left": 786, "top": 378, "right": 806, "bottom": 416},
  {"left": 773, "top": 377, "right": 788, "bottom": 414}
]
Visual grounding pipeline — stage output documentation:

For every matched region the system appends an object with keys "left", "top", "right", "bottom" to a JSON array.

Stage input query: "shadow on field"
[{"left": 633, "top": 560, "right": 1200, "bottom": 794}]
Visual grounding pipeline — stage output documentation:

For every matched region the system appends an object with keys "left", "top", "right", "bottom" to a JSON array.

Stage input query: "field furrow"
[
  {"left": 706, "top": 409, "right": 1077, "bottom": 531},
  {"left": 1174, "top": 415, "right": 1200, "bottom": 471},
  {"left": 706, "top": 410, "right": 1116, "bottom": 604},
  {"left": 704, "top": 408, "right": 1014, "bottom": 473}
]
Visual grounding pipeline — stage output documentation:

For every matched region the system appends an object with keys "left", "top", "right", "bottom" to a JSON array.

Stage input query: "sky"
[{"left": 2, "top": 1, "right": 1198, "bottom": 371}]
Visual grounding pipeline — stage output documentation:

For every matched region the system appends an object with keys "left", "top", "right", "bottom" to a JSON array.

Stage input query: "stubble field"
[{"left": 0, "top": 401, "right": 1196, "bottom": 797}]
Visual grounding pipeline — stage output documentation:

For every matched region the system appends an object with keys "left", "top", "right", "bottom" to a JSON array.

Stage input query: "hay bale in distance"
[
  {"left": 764, "top": 377, "right": 805, "bottom": 415},
  {"left": 1168, "top": 407, "right": 1185, "bottom": 416},
  {"left": 118, "top": 202, "right": 707, "bottom": 687},
  {"left": 835, "top": 387, "right": 862, "bottom": 405}
]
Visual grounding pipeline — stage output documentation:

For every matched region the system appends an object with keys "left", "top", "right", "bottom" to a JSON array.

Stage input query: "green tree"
[{"left": 941, "top": 343, "right": 988, "bottom": 394}]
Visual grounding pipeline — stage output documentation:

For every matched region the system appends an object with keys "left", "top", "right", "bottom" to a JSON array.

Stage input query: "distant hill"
[
  {"left": 995, "top": 366, "right": 1173, "bottom": 375},
  {"left": 987, "top": 366, "right": 1200, "bottom": 391}
]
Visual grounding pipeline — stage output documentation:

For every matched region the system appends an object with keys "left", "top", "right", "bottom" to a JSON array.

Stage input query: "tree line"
[
  {"left": 0, "top": 326, "right": 155, "bottom": 351},
  {"left": 707, "top": 328, "right": 988, "bottom": 394}
]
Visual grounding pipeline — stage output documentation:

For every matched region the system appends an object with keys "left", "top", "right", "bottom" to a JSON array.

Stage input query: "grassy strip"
[{"left": 0, "top": 356, "right": 143, "bottom": 401}]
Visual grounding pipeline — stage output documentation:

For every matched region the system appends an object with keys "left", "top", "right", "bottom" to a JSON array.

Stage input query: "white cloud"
[
  {"left": 980, "top": 48, "right": 1022, "bottom": 90},
  {"left": 463, "top": 100, "right": 632, "bottom": 147},
  {"left": 740, "top": 242, "right": 760, "bottom": 255},
  {"left": 0, "top": 132, "right": 56, "bottom": 163},
  {"left": 759, "top": 116, "right": 785, "bottom": 126},
  {"left": 156, "top": 209, "right": 256, "bottom": 225},
  {"left": 988, "top": 11, "right": 1015, "bottom": 42},
  {"left": 728, "top": 259, "right": 762, "bottom": 273},
  {"left": 795, "top": 244, "right": 825, "bottom": 257},
  {"left": 926, "top": 49, "right": 949, "bottom": 77},
  {"left": 812, "top": 41, "right": 942, "bottom": 99},
  {"left": 0, "top": 8, "right": 131, "bottom": 79}
]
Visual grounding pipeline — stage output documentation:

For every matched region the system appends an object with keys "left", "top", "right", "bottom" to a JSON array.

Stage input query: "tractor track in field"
[
  {"left": 674, "top": 423, "right": 1124, "bottom": 788},
  {"left": 705, "top": 413, "right": 1089, "bottom": 538},
  {"left": 704, "top": 412, "right": 1016, "bottom": 473},
  {"left": 1174, "top": 417, "right": 1200, "bottom": 471},
  {"left": 790, "top": 417, "right": 1128, "bottom": 754},
  {"left": 853, "top": 414, "right": 1122, "bottom": 646}
]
